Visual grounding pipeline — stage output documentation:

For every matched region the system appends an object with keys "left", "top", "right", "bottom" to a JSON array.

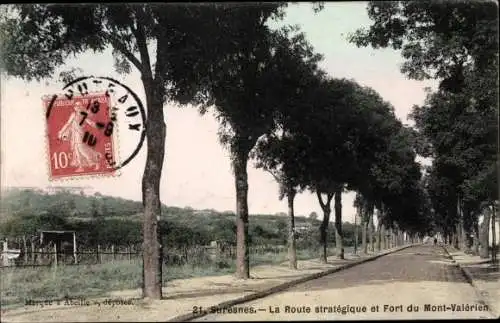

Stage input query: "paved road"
[{"left": 193, "top": 245, "right": 495, "bottom": 321}]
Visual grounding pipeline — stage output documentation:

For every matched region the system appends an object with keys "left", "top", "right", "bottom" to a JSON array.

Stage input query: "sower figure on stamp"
[{"left": 58, "top": 101, "right": 102, "bottom": 172}]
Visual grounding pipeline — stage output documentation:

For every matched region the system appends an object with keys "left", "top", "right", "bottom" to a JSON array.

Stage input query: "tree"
[
  {"left": 354, "top": 117, "right": 432, "bottom": 251},
  {"left": 329, "top": 82, "right": 405, "bottom": 258},
  {"left": 253, "top": 130, "right": 307, "bottom": 269},
  {"left": 349, "top": 1, "right": 498, "bottom": 86},
  {"left": 355, "top": 189, "right": 380, "bottom": 254},
  {"left": 352, "top": 1, "right": 499, "bottom": 251},
  {"left": 90, "top": 198, "right": 102, "bottom": 219},
  {"left": 410, "top": 77, "right": 497, "bottom": 251},
  {"left": 292, "top": 78, "right": 387, "bottom": 262},
  {"left": 251, "top": 36, "right": 324, "bottom": 269},
  {"left": 197, "top": 22, "right": 323, "bottom": 277},
  {"left": 0, "top": 3, "right": 292, "bottom": 298},
  {"left": 296, "top": 78, "right": 357, "bottom": 262},
  {"left": 263, "top": 75, "right": 400, "bottom": 263},
  {"left": 308, "top": 212, "right": 318, "bottom": 221}
]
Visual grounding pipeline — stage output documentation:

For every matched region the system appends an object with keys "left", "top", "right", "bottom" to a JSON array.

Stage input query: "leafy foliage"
[
  {"left": 0, "top": 3, "right": 300, "bottom": 287},
  {"left": 349, "top": 1, "right": 499, "bottom": 82},
  {"left": 0, "top": 188, "right": 362, "bottom": 248},
  {"left": 352, "top": 0, "right": 498, "bottom": 239}
]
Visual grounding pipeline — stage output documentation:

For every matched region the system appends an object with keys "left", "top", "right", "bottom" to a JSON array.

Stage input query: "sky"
[{"left": 0, "top": 2, "right": 438, "bottom": 223}]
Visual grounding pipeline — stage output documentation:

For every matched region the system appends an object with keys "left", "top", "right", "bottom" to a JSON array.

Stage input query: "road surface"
[{"left": 193, "top": 245, "right": 495, "bottom": 321}]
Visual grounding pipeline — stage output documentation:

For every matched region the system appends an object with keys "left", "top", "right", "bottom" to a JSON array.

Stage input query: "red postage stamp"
[{"left": 44, "top": 93, "right": 118, "bottom": 180}]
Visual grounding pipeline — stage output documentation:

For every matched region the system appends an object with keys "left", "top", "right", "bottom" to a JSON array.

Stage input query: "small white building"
[
  {"left": 44, "top": 186, "right": 95, "bottom": 196},
  {"left": 478, "top": 214, "right": 500, "bottom": 247},
  {"left": 295, "top": 222, "right": 312, "bottom": 233},
  {"left": 488, "top": 221, "right": 500, "bottom": 248},
  {"left": 1, "top": 240, "right": 21, "bottom": 267}
]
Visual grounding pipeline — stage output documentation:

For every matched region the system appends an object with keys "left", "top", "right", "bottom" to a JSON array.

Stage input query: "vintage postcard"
[{"left": 1, "top": 2, "right": 498, "bottom": 322}]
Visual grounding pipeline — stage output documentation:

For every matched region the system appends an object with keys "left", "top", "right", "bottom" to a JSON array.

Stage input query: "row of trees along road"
[
  {"left": 350, "top": 1, "right": 499, "bottom": 261},
  {"left": 2, "top": 2, "right": 436, "bottom": 299}
]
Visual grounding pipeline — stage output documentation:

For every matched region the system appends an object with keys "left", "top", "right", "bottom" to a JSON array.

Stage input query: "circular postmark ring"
[{"left": 46, "top": 76, "right": 146, "bottom": 172}]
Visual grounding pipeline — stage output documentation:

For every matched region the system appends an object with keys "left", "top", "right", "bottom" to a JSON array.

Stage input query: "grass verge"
[{"left": 1, "top": 247, "right": 351, "bottom": 308}]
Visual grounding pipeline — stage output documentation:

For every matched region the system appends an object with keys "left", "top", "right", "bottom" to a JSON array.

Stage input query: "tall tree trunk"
[
  {"left": 233, "top": 149, "right": 250, "bottom": 279},
  {"left": 22, "top": 236, "right": 27, "bottom": 265},
  {"left": 376, "top": 221, "right": 381, "bottom": 251},
  {"left": 497, "top": 143, "right": 500, "bottom": 260},
  {"left": 459, "top": 201, "right": 466, "bottom": 250},
  {"left": 317, "top": 191, "right": 333, "bottom": 263},
  {"left": 453, "top": 225, "right": 459, "bottom": 249},
  {"left": 30, "top": 238, "right": 36, "bottom": 264},
  {"left": 463, "top": 209, "right": 473, "bottom": 254},
  {"left": 319, "top": 217, "right": 328, "bottom": 263},
  {"left": 369, "top": 212, "right": 374, "bottom": 252},
  {"left": 459, "top": 220, "right": 466, "bottom": 250},
  {"left": 384, "top": 225, "right": 388, "bottom": 248},
  {"left": 362, "top": 216, "right": 368, "bottom": 254},
  {"left": 142, "top": 82, "right": 165, "bottom": 299},
  {"left": 479, "top": 210, "right": 490, "bottom": 258},
  {"left": 334, "top": 187, "right": 344, "bottom": 259},
  {"left": 287, "top": 190, "right": 297, "bottom": 270},
  {"left": 457, "top": 198, "right": 466, "bottom": 250},
  {"left": 472, "top": 216, "right": 480, "bottom": 255},
  {"left": 492, "top": 205, "right": 497, "bottom": 263},
  {"left": 354, "top": 210, "right": 359, "bottom": 254}
]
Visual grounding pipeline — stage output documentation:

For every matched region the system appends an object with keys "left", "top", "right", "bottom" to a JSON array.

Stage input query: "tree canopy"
[
  {"left": 350, "top": 0, "right": 498, "bottom": 249},
  {"left": 0, "top": 2, "right": 295, "bottom": 297}
]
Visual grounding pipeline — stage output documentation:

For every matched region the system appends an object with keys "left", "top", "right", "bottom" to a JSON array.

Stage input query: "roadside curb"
[
  {"left": 441, "top": 246, "right": 499, "bottom": 318},
  {"left": 167, "top": 244, "right": 418, "bottom": 322}
]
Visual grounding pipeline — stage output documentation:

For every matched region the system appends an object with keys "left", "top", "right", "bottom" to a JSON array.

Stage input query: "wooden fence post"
[
  {"left": 30, "top": 238, "right": 35, "bottom": 264},
  {"left": 38, "top": 247, "right": 43, "bottom": 265},
  {"left": 53, "top": 243, "right": 58, "bottom": 267},
  {"left": 97, "top": 244, "right": 101, "bottom": 264},
  {"left": 111, "top": 245, "right": 115, "bottom": 261},
  {"left": 73, "top": 232, "right": 77, "bottom": 264},
  {"left": 2, "top": 240, "right": 8, "bottom": 267},
  {"left": 22, "top": 236, "right": 28, "bottom": 265}
]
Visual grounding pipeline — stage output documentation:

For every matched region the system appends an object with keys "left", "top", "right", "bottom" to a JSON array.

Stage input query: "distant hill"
[{"left": 0, "top": 187, "right": 357, "bottom": 248}]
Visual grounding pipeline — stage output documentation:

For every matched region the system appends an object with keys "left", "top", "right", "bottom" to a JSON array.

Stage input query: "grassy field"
[{"left": 1, "top": 247, "right": 348, "bottom": 308}]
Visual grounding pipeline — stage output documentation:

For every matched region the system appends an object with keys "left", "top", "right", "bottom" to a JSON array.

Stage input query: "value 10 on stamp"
[
  {"left": 43, "top": 76, "right": 146, "bottom": 180},
  {"left": 44, "top": 93, "right": 117, "bottom": 179}
]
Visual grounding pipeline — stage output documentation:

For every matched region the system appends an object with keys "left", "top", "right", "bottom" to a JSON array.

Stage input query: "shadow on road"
[
  {"left": 163, "top": 288, "right": 257, "bottom": 300},
  {"left": 463, "top": 264, "right": 500, "bottom": 282},
  {"left": 156, "top": 246, "right": 460, "bottom": 301},
  {"left": 161, "top": 258, "right": 361, "bottom": 300},
  {"left": 277, "top": 245, "right": 470, "bottom": 293}
]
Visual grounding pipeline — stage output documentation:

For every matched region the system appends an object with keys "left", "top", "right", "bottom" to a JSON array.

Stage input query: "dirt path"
[{"left": 194, "top": 245, "right": 495, "bottom": 321}]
